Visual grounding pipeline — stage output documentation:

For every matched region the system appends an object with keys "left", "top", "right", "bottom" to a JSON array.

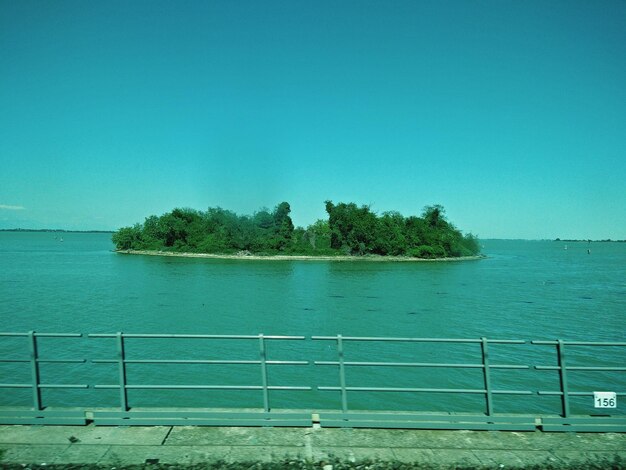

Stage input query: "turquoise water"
[{"left": 1, "top": 232, "right": 624, "bottom": 415}]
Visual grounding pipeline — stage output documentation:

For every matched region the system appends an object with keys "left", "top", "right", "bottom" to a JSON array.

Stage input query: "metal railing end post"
[
  {"left": 481, "top": 337, "right": 494, "bottom": 416},
  {"left": 28, "top": 330, "right": 43, "bottom": 411},
  {"left": 259, "top": 333, "right": 270, "bottom": 413},
  {"left": 116, "top": 332, "right": 129, "bottom": 412}
]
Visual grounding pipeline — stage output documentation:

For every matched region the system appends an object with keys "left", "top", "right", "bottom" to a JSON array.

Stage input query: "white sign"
[{"left": 593, "top": 391, "right": 617, "bottom": 409}]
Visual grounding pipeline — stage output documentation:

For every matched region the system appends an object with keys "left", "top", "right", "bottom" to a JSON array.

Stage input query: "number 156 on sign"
[{"left": 593, "top": 392, "right": 617, "bottom": 408}]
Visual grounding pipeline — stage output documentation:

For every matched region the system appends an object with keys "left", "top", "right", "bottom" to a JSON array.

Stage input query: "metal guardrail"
[
  {"left": 0, "top": 332, "right": 624, "bottom": 431},
  {"left": 312, "top": 335, "right": 536, "bottom": 430},
  {"left": 0, "top": 332, "right": 87, "bottom": 424},
  {"left": 86, "top": 333, "right": 312, "bottom": 425},
  {"left": 532, "top": 339, "right": 626, "bottom": 432}
]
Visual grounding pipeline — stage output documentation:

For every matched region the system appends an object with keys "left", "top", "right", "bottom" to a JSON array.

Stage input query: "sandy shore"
[{"left": 116, "top": 249, "right": 485, "bottom": 262}]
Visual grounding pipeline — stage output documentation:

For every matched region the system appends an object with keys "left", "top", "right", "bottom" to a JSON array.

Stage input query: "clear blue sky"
[{"left": 1, "top": 0, "right": 625, "bottom": 239}]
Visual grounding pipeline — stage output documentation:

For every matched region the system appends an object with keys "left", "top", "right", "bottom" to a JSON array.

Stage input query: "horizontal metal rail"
[
  {"left": 532, "top": 340, "right": 626, "bottom": 346},
  {"left": 0, "top": 332, "right": 82, "bottom": 338},
  {"left": 318, "top": 386, "right": 532, "bottom": 394},
  {"left": 0, "top": 384, "right": 87, "bottom": 389},
  {"left": 1, "top": 359, "right": 85, "bottom": 363},
  {"left": 537, "top": 391, "right": 626, "bottom": 396},
  {"left": 89, "top": 333, "right": 305, "bottom": 340},
  {"left": 312, "top": 336, "right": 525, "bottom": 344},
  {"left": 532, "top": 339, "right": 626, "bottom": 426},
  {"left": 91, "top": 359, "right": 306, "bottom": 365},
  {"left": 315, "top": 361, "right": 527, "bottom": 369},
  {"left": 312, "top": 335, "right": 532, "bottom": 418},
  {"left": 1, "top": 332, "right": 623, "bottom": 430},
  {"left": 536, "top": 366, "right": 626, "bottom": 371},
  {"left": 0, "top": 331, "right": 87, "bottom": 423},
  {"left": 93, "top": 385, "right": 310, "bottom": 390},
  {"left": 88, "top": 333, "right": 310, "bottom": 413}
]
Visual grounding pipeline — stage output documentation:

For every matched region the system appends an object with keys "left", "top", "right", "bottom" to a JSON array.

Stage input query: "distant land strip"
[
  {"left": 0, "top": 228, "right": 115, "bottom": 233},
  {"left": 554, "top": 238, "right": 625, "bottom": 243}
]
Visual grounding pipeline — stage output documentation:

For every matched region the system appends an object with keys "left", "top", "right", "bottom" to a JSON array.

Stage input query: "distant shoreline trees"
[{"left": 112, "top": 201, "right": 480, "bottom": 258}]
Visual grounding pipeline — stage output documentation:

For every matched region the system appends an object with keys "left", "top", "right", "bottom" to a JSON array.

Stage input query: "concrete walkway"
[{"left": 1, "top": 425, "right": 625, "bottom": 469}]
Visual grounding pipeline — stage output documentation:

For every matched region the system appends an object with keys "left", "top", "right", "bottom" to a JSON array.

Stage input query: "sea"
[{"left": 1, "top": 232, "right": 624, "bottom": 416}]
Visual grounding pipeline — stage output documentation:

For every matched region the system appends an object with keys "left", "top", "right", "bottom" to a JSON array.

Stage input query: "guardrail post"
[
  {"left": 28, "top": 331, "right": 42, "bottom": 411},
  {"left": 116, "top": 332, "right": 129, "bottom": 411},
  {"left": 337, "top": 335, "right": 348, "bottom": 413},
  {"left": 481, "top": 337, "right": 494, "bottom": 416},
  {"left": 556, "top": 339, "right": 570, "bottom": 417},
  {"left": 259, "top": 334, "right": 270, "bottom": 412}
]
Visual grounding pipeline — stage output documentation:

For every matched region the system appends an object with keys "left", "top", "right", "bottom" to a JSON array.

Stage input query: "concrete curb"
[{"left": 1, "top": 425, "right": 625, "bottom": 469}]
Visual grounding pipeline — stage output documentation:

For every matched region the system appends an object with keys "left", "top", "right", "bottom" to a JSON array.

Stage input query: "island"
[{"left": 112, "top": 201, "right": 482, "bottom": 261}]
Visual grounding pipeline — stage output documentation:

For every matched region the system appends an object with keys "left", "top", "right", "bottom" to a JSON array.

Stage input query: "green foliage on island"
[
  {"left": 112, "top": 201, "right": 480, "bottom": 259},
  {"left": 0, "top": 228, "right": 114, "bottom": 233}
]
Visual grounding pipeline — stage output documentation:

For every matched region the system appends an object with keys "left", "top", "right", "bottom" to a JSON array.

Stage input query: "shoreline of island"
[{"left": 116, "top": 249, "right": 486, "bottom": 262}]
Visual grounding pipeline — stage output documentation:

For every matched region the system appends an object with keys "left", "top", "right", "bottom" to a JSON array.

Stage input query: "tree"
[
  {"left": 271, "top": 202, "right": 295, "bottom": 251},
  {"left": 159, "top": 208, "right": 198, "bottom": 248},
  {"left": 307, "top": 219, "right": 331, "bottom": 250},
  {"left": 325, "top": 201, "right": 378, "bottom": 255},
  {"left": 112, "top": 224, "right": 143, "bottom": 250},
  {"left": 423, "top": 204, "right": 446, "bottom": 228},
  {"left": 375, "top": 211, "right": 406, "bottom": 256}
]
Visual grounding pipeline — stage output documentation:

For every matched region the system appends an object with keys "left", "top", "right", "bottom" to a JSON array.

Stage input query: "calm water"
[{"left": 1, "top": 232, "right": 624, "bottom": 415}]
